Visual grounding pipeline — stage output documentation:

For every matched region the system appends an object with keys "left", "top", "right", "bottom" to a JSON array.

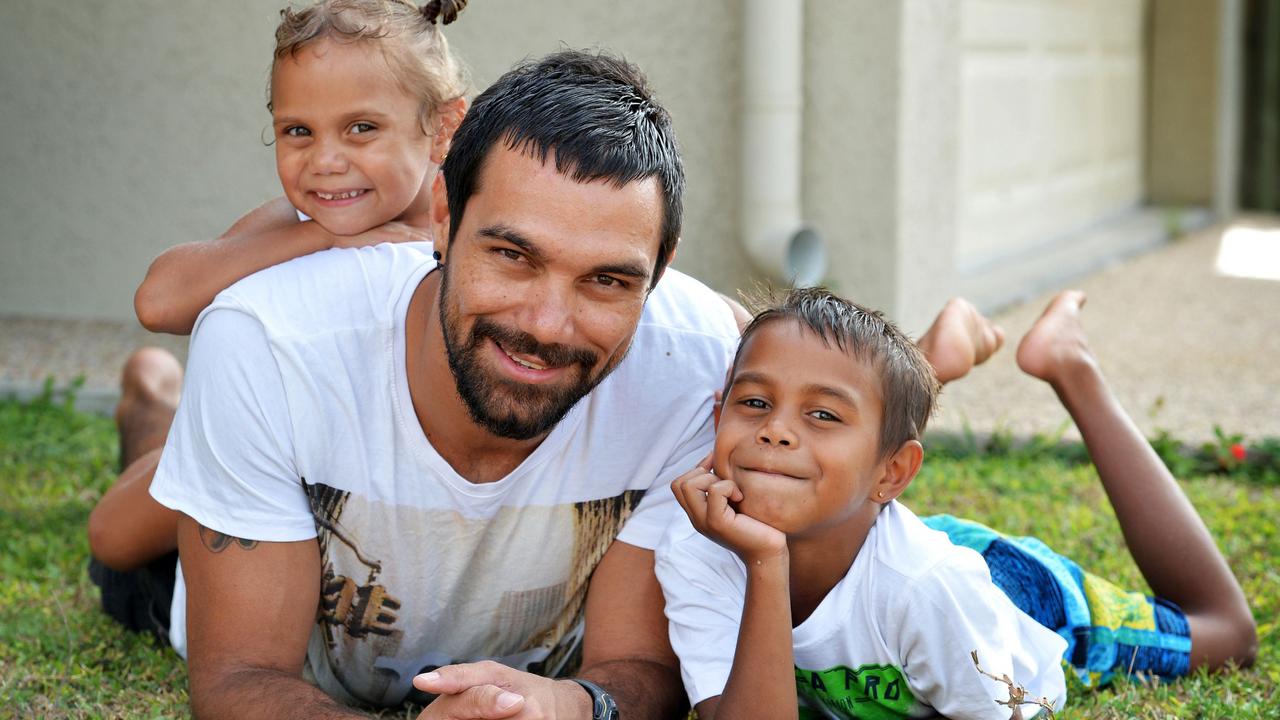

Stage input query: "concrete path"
[
  {"left": 3, "top": 216, "right": 1278, "bottom": 441},
  {"left": 931, "top": 215, "right": 1280, "bottom": 444}
]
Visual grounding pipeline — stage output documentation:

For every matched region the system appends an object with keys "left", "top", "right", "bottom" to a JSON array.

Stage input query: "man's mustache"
[{"left": 472, "top": 318, "right": 599, "bottom": 371}]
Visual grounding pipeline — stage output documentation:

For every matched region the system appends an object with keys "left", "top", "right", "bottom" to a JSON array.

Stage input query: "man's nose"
[{"left": 521, "top": 281, "right": 577, "bottom": 347}]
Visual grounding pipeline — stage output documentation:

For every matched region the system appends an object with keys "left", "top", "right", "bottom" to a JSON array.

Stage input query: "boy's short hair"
[{"left": 733, "top": 287, "right": 941, "bottom": 459}]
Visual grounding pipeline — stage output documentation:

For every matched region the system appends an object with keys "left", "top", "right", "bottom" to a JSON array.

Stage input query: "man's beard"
[{"left": 438, "top": 265, "right": 626, "bottom": 441}]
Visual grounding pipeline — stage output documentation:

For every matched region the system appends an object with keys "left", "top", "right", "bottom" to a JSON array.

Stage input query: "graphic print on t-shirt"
[
  {"left": 308, "top": 482, "right": 402, "bottom": 642},
  {"left": 304, "top": 480, "right": 645, "bottom": 703},
  {"left": 795, "top": 663, "right": 916, "bottom": 720}
]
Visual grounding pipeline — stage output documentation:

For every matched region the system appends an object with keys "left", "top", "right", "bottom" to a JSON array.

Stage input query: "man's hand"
[
  {"left": 413, "top": 661, "right": 590, "bottom": 719},
  {"left": 327, "top": 221, "right": 434, "bottom": 249},
  {"left": 671, "top": 458, "right": 787, "bottom": 564}
]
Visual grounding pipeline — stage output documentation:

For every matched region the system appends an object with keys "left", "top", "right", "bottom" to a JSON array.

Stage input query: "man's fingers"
[
  {"left": 417, "top": 683, "right": 525, "bottom": 720},
  {"left": 414, "top": 661, "right": 514, "bottom": 695}
]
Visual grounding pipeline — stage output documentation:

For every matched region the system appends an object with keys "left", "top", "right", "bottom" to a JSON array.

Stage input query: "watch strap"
[{"left": 570, "top": 678, "right": 618, "bottom": 720}]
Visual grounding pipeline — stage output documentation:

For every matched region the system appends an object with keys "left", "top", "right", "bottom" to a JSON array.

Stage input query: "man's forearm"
[
  {"left": 192, "top": 666, "right": 369, "bottom": 720},
  {"left": 580, "top": 658, "right": 686, "bottom": 719}
]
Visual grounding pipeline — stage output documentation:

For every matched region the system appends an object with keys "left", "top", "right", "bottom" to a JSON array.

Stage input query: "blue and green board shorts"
[{"left": 921, "top": 515, "right": 1192, "bottom": 687}]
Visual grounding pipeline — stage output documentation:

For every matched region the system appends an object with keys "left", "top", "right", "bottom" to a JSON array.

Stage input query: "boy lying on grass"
[{"left": 656, "top": 288, "right": 1256, "bottom": 719}]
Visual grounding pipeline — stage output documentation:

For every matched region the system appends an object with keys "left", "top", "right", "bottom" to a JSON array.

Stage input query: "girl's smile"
[{"left": 270, "top": 38, "right": 438, "bottom": 236}]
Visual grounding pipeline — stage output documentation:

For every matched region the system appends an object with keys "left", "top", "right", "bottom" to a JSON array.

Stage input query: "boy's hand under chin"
[{"left": 672, "top": 457, "right": 788, "bottom": 564}]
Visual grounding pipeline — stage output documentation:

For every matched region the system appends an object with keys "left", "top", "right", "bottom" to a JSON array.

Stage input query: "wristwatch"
[{"left": 571, "top": 678, "right": 619, "bottom": 720}]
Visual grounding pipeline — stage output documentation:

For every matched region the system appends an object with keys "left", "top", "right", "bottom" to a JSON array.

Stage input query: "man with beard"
[
  {"left": 148, "top": 50, "right": 739, "bottom": 720},
  {"left": 141, "top": 49, "right": 1004, "bottom": 720}
]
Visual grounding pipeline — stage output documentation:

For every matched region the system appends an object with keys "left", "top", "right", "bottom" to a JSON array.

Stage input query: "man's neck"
[{"left": 403, "top": 270, "right": 547, "bottom": 483}]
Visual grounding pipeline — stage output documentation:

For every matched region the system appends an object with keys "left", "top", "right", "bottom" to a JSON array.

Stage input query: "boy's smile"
[{"left": 713, "top": 319, "right": 891, "bottom": 539}]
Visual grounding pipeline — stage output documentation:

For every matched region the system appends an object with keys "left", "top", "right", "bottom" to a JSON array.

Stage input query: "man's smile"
[{"left": 489, "top": 337, "right": 566, "bottom": 382}]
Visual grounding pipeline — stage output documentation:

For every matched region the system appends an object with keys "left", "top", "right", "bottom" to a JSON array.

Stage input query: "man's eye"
[
  {"left": 497, "top": 248, "right": 523, "bottom": 262},
  {"left": 284, "top": 126, "right": 310, "bottom": 137},
  {"left": 595, "top": 274, "right": 625, "bottom": 289},
  {"left": 351, "top": 122, "right": 376, "bottom": 134}
]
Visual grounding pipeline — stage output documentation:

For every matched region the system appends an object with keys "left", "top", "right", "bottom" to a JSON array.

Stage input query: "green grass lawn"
[{"left": 2, "top": 394, "right": 1276, "bottom": 718}]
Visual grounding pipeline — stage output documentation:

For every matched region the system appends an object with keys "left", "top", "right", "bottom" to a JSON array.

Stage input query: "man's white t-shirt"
[
  {"left": 150, "top": 242, "right": 739, "bottom": 707},
  {"left": 656, "top": 501, "right": 1069, "bottom": 720}
]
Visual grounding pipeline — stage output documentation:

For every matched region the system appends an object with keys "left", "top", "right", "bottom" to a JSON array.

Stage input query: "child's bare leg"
[
  {"left": 87, "top": 348, "right": 183, "bottom": 572},
  {"left": 1017, "top": 290, "right": 1257, "bottom": 670},
  {"left": 916, "top": 298, "right": 1006, "bottom": 384}
]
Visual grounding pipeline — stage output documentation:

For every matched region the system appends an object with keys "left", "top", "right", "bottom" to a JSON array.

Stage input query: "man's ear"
[
  {"left": 648, "top": 238, "right": 678, "bottom": 291},
  {"left": 872, "top": 439, "right": 923, "bottom": 504},
  {"left": 429, "top": 97, "right": 467, "bottom": 165},
  {"left": 430, "top": 172, "right": 452, "bottom": 258}
]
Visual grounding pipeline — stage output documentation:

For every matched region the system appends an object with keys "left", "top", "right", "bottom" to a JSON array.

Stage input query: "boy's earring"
[{"left": 877, "top": 490, "right": 885, "bottom": 499}]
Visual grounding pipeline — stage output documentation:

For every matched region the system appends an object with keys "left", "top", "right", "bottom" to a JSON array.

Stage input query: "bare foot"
[
  {"left": 115, "top": 347, "right": 183, "bottom": 469},
  {"left": 1015, "top": 290, "right": 1096, "bottom": 386},
  {"left": 916, "top": 298, "right": 1006, "bottom": 384}
]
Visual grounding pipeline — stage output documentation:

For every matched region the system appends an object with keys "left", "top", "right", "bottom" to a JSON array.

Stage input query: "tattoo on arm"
[{"left": 199, "top": 526, "right": 260, "bottom": 553}]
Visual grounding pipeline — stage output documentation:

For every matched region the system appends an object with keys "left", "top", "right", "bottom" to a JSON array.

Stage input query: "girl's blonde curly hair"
[{"left": 270, "top": 0, "right": 468, "bottom": 131}]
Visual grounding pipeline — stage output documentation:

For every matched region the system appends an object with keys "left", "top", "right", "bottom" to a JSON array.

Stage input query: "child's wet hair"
[
  {"left": 269, "top": 0, "right": 468, "bottom": 131},
  {"left": 733, "top": 287, "right": 941, "bottom": 459}
]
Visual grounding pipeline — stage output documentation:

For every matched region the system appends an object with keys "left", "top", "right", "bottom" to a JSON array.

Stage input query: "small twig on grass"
[
  {"left": 54, "top": 593, "right": 76, "bottom": 688},
  {"left": 971, "top": 650, "right": 1056, "bottom": 719}
]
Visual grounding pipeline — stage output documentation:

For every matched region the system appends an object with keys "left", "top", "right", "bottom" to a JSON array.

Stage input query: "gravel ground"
[
  {"left": 3, "top": 216, "right": 1278, "bottom": 441},
  {"left": 931, "top": 215, "right": 1280, "bottom": 444},
  {"left": 0, "top": 317, "right": 187, "bottom": 414}
]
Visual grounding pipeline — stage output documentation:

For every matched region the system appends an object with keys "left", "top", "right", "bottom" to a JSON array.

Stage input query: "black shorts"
[{"left": 88, "top": 550, "right": 178, "bottom": 642}]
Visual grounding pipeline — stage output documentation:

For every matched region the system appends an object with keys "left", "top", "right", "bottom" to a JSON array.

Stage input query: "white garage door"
[{"left": 957, "top": 0, "right": 1146, "bottom": 270}]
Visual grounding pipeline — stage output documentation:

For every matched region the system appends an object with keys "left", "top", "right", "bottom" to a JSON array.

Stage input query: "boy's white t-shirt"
[
  {"left": 656, "top": 501, "right": 1069, "bottom": 720},
  {"left": 150, "top": 242, "right": 739, "bottom": 707}
]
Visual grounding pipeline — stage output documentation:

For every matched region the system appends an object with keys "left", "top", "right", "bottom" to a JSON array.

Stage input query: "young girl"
[{"left": 87, "top": 0, "right": 469, "bottom": 639}]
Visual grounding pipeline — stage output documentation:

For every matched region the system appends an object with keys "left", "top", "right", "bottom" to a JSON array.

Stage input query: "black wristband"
[{"left": 570, "top": 678, "right": 618, "bottom": 720}]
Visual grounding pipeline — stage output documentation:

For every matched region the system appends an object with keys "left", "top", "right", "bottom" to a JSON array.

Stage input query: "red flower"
[{"left": 1230, "top": 443, "right": 1247, "bottom": 461}]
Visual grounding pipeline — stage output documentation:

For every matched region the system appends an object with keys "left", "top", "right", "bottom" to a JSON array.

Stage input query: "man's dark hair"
[
  {"left": 732, "top": 287, "right": 941, "bottom": 459},
  {"left": 440, "top": 49, "right": 684, "bottom": 288}
]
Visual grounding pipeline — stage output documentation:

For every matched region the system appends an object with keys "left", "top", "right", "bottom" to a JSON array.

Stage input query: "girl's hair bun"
[{"left": 422, "top": 0, "right": 467, "bottom": 25}]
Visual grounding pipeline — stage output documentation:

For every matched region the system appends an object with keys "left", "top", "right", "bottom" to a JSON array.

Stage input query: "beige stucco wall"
[
  {"left": 0, "top": 2, "right": 283, "bottom": 322},
  {"left": 1146, "top": 0, "right": 1221, "bottom": 206},
  {"left": 0, "top": 1, "right": 755, "bottom": 323},
  {"left": 1, "top": 1, "right": 1180, "bottom": 334},
  {"left": 802, "top": 0, "right": 904, "bottom": 322}
]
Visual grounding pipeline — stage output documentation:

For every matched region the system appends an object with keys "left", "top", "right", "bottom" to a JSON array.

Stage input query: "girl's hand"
[
  {"left": 672, "top": 456, "right": 787, "bottom": 564},
  {"left": 327, "top": 221, "right": 433, "bottom": 249}
]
